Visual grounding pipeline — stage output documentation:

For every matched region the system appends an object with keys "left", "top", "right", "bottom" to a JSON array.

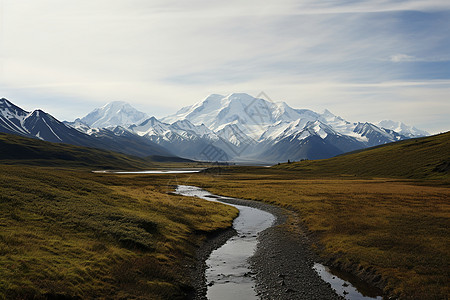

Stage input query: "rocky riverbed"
[{"left": 185, "top": 189, "right": 343, "bottom": 300}]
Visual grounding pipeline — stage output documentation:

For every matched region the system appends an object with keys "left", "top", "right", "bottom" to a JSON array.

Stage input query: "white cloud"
[
  {"left": 390, "top": 54, "right": 417, "bottom": 62},
  {"left": 0, "top": 0, "right": 449, "bottom": 133}
]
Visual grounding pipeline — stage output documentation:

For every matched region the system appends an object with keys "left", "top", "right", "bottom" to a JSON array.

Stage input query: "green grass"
[
  {"left": 0, "top": 165, "right": 238, "bottom": 299},
  {"left": 275, "top": 131, "right": 450, "bottom": 179}
]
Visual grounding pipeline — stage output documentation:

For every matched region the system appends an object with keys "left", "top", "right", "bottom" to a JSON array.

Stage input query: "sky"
[{"left": 0, "top": 0, "right": 449, "bottom": 134}]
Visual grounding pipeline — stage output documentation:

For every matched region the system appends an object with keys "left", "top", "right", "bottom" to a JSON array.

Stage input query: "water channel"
[{"left": 174, "top": 185, "right": 382, "bottom": 300}]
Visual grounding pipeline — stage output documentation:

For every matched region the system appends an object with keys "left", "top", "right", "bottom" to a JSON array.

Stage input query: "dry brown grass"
[
  {"left": 180, "top": 171, "right": 450, "bottom": 299},
  {"left": 0, "top": 165, "right": 238, "bottom": 299}
]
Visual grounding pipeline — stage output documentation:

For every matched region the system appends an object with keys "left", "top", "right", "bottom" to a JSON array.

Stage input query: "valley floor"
[
  {"left": 181, "top": 168, "right": 450, "bottom": 299},
  {"left": 1, "top": 164, "right": 449, "bottom": 299},
  {"left": 0, "top": 165, "right": 238, "bottom": 299}
]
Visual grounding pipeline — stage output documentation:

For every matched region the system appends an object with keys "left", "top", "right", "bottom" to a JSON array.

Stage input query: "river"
[{"left": 174, "top": 185, "right": 382, "bottom": 300}]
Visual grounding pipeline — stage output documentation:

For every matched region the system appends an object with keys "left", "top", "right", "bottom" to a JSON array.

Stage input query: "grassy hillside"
[
  {"left": 0, "top": 132, "right": 157, "bottom": 170},
  {"left": 275, "top": 131, "right": 450, "bottom": 179},
  {"left": 0, "top": 165, "right": 238, "bottom": 299}
]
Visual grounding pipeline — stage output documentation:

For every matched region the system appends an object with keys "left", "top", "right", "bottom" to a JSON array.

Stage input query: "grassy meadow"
[
  {"left": 183, "top": 173, "right": 449, "bottom": 299},
  {"left": 1, "top": 131, "right": 448, "bottom": 299},
  {"left": 0, "top": 165, "right": 238, "bottom": 299},
  {"left": 178, "top": 132, "right": 450, "bottom": 299}
]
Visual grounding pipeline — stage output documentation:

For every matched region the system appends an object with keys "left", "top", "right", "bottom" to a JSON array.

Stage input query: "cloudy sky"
[{"left": 1, "top": 0, "right": 449, "bottom": 133}]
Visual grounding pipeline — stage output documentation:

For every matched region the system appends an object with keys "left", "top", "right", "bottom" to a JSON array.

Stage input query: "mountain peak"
[
  {"left": 81, "top": 101, "right": 149, "bottom": 128},
  {"left": 377, "top": 120, "right": 429, "bottom": 138},
  {"left": 226, "top": 93, "right": 254, "bottom": 100},
  {"left": 100, "top": 101, "right": 132, "bottom": 111},
  {"left": 0, "top": 98, "right": 12, "bottom": 105}
]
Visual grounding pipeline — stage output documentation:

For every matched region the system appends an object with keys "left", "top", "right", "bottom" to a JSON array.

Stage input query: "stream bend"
[{"left": 175, "top": 185, "right": 275, "bottom": 300}]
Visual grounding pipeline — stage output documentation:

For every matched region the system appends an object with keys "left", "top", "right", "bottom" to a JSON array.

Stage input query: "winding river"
[
  {"left": 175, "top": 185, "right": 275, "bottom": 299},
  {"left": 101, "top": 169, "right": 382, "bottom": 299},
  {"left": 174, "top": 185, "right": 382, "bottom": 300}
]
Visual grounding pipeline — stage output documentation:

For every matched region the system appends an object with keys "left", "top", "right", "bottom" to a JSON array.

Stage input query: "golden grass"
[
  {"left": 277, "top": 131, "right": 450, "bottom": 180},
  {"left": 180, "top": 171, "right": 450, "bottom": 299},
  {"left": 0, "top": 165, "right": 238, "bottom": 299}
]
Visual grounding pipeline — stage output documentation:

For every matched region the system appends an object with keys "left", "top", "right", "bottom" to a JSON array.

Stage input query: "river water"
[
  {"left": 175, "top": 185, "right": 275, "bottom": 300},
  {"left": 174, "top": 185, "right": 383, "bottom": 300}
]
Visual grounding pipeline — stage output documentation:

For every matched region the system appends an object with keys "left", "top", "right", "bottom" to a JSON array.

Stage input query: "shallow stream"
[
  {"left": 175, "top": 185, "right": 275, "bottom": 299},
  {"left": 174, "top": 185, "right": 383, "bottom": 300}
]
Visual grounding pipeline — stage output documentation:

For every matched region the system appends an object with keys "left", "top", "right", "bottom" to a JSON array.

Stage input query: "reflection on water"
[
  {"left": 313, "top": 263, "right": 383, "bottom": 300},
  {"left": 175, "top": 185, "right": 275, "bottom": 300}
]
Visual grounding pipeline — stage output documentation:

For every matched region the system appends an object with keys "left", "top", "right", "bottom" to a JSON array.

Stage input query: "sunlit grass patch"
[{"left": 0, "top": 165, "right": 238, "bottom": 299}]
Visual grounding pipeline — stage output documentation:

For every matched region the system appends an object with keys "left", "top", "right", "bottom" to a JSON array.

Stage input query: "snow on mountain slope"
[
  {"left": 0, "top": 98, "right": 82, "bottom": 143},
  {"left": 129, "top": 117, "right": 171, "bottom": 138},
  {"left": 353, "top": 122, "right": 404, "bottom": 146},
  {"left": 23, "top": 110, "right": 64, "bottom": 142},
  {"left": 0, "top": 98, "right": 30, "bottom": 135},
  {"left": 161, "top": 93, "right": 318, "bottom": 140},
  {"left": 377, "top": 120, "right": 429, "bottom": 138},
  {"left": 63, "top": 118, "right": 91, "bottom": 134},
  {"left": 81, "top": 101, "right": 148, "bottom": 128},
  {"left": 259, "top": 121, "right": 365, "bottom": 162},
  {"left": 153, "top": 92, "right": 431, "bottom": 161},
  {"left": 129, "top": 117, "right": 216, "bottom": 141},
  {"left": 59, "top": 93, "right": 432, "bottom": 162},
  {"left": 0, "top": 98, "right": 175, "bottom": 158},
  {"left": 216, "top": 123, "right": 256, "bottom": 147},
  {"left": 259, "top": 112, "right": 320, "bottom": 142},
  {"left": 170, "top": 119, "right": 215, "bottom": 139}
]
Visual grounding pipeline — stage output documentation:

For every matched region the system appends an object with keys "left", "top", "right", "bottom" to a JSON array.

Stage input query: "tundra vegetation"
[
  {"left": 0, "top": 131, "right": 448, "bottom": 299},
  {"left": 0, "top": 145, "right": 237, "bottom": 299},
  {"left": 181, "top": 132, "right": 450, "bottom": 299}
]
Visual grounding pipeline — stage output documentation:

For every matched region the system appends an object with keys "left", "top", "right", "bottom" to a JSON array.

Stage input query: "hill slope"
[
  {"left": 0, "top": 132, "right": 156, "bottom": 170},
  {"left": 276, "top": 131, "right": 450, "bottom": 179}
]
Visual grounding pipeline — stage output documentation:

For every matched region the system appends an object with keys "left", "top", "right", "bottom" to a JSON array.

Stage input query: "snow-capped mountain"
[
  {"left": 128, "top": 117, "right": 231, "bottom": 160},
  {"left": 0, "top": 98, "right": 31, "bottom": 136},
  {"left": 0, "top": 98, "right": 91, "bottom": 143},
  {"left": 260, "top": 120, "right": 366, "bottom": 161},
  {"left": 157, "top": 93, "right": 422, "bottom": 161},
  {"left": 377, "top": 120, "right": 429, "bottom": 138},
  {"left": 72, "top": 93, "right": 431, "bottom": 162},
  {"left": 64, "top": 118, "right": 91, "bottom": 134},
  {"left": 0, "top": 98, "right": 173, "bottom": 158},
  {"left": 5, "top": 93, "right": 428, "bottom": 163},
  {"left": 162, "top": 93, "right": 313, "bottom": 140},
  {"left": 81, "top": 101, "right": 148, "bottom": 128}
]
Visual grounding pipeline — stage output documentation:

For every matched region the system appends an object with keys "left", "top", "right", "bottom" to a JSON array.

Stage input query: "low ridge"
[{"left": 276, "top": 131, "right": 450, "bottom": 179}]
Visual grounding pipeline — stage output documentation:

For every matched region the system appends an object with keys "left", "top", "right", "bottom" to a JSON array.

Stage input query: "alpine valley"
[{"left": 1, "top": 94, "right": 429, "bottom": 163}]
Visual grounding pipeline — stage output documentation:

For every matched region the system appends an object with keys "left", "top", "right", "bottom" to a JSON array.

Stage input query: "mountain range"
[
  {"left": 0, "top": 98, "right": 172, "bottom": 158},
  {"left": 0, "top": 94, "right": 430, "bottom": 163}
]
